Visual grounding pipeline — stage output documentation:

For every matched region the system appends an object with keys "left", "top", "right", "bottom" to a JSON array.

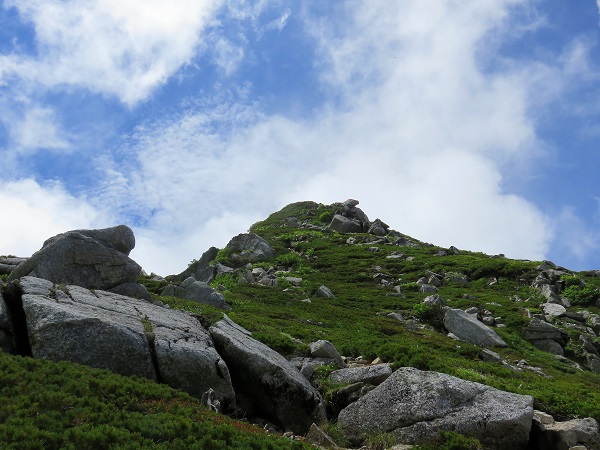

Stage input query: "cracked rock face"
[
  {"left": 337, "top": 367, "right": 534, "bottom": 450},
  {"left": 8, "top": 226, "right": 145, "bottom": 296},
  {"left": 209, "top": 317, "right": 326, "bottom": 434},
  {"left": 15, "top": 276, "right": 235, "bottom": 409}
]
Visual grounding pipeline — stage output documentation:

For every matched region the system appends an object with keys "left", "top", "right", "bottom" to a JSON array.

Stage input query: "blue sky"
[{"left": 1, "top": 0, "right": 599, "bottom": 276}]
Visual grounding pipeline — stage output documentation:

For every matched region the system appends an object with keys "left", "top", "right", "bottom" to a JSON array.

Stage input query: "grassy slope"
[
  {"left": 1, "top": 200, "right": 600, "bottom": 449},
  {"left": 161, "top": 201, "right": 600, "bottom": 422}
]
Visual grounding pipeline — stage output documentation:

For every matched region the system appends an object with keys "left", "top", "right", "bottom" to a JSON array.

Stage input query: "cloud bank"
[
  {"left": 1, "top": 0, "right": 222, "bottom": 105},
  {"left": 1, "top": 0, "right": 598, "bottom": 275},
  {"left": 88, "top": 0, "right": 555, "bottom": 274}
]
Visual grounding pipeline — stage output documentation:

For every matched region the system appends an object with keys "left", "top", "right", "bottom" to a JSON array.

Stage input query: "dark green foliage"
[
  {"left": 189, "top": 201, "right": 600, "bottom": 424},
  {"left": 138, "top": 276, "right": 167, "bottom": 295},
  {"left": 0, "top": 352, "right": 309, "bottom": 449},
  {"left": 415, "top": 431, "right": 482, "bottom": 450},
  {"left": 6, "top": 201, "right": 600, "bottom": 447}
]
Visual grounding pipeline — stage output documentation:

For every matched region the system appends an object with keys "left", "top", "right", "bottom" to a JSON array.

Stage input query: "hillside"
[
  {"left": 1, "top": 200, "right": 600, "bottom": 449},
  {"left": 162, "top": 201, "right": 600, "bottom": 414}
]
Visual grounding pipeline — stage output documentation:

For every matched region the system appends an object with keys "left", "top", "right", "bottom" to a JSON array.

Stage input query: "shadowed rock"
[
  {"left": 8, "top": 226, "right": 148, "bottom": 299},
  {"left": 209, "top": 317, "right": 325, "bottom": 434}
]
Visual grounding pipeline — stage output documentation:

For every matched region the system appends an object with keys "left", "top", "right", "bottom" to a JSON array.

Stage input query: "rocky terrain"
[{"left": 1, "top": 199, "right": 600, "bottom": 449}]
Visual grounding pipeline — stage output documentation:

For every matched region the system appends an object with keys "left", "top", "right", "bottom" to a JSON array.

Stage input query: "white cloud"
[
  {"left": 1, "top": 0, "right": 224, "bottom": 105},
  {"left": 8, "top": 106, "right": 70, "bottom": 154},
  {"left": 131, "top": 211, "right": 263, "bottom": 276},
  {"left": 266, "top": 9, "right": 291, "bottom": 32},
  {"left": 0, "top": 179, "right": 105, "bottom": 257},
  {"left": 89, "top": 0, "right": 566, "bottom": 274}
]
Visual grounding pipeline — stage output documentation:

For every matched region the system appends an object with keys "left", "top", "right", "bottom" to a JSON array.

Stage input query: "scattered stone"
[
  {"left": 328, "top": 364, "right": 392, "bottom": 386},
  {"left": 310, "top": 340, "right": 346, "bottom": 368},
  {"left": 386, "top": 251, "right": 405, "bottom": 259},
  {"left": 482, "top": 316, "right": 496, "bottom": 326},
  {"left": 443, "top": 309, "right": 508, "bottom": 347},
  {"left": 337, "top": 367, "right": 533, "bottom": 449},
  {"left": 530, "top": 415, "right": 600, "bottom": 450},
  {"left": 525, "top": 318, "right": 569, "bottom": 355},
  {"left": 368, "top": 218, "right": 389, "bottom": 236},
  {"left": 579, "top": 335, "right": 600, "bottom": 357},
  {"left": 543, "top": 303, "right": 567, "bottom": 321},
  {"left": 285, "top": 277, "right": 303, "bottom": 286},
  {"left": 316, "top": 285, "right": 335, "bottom": 298},
  {"left": 388, "top": 312, "right": 404, "bottom": 321},
  {"left": 590, "top": 316, "right": 600, "bottom": 334},
  {"left": 419, "top": 284, "right": 437, "bottom": 294},
  {"left": 587, "top": 355, "right": 600, "bottom": 374},
  {"left": 226, "top": 233, "right": 274, "bottom": 262},
  {"left": 423, "top": 294, "right": 446, "bottom": 307},
  {"left": 305, "top": 423, "right": 340, "bottom": 449},
  {"left": 173, "top": 246, "right": 219, "bottom": 283}
]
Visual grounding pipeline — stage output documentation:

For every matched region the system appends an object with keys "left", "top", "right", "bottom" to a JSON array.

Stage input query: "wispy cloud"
[
  {"left": 1, "top": 0, "right": 224, "bottom": 105},
  {"left": 0, "top": 179, "right": 105, "bottom": 257},
  {"left": 2, "top": 1, "right": 598, "bottom": 275},
  {"left": 6, "top": 105, "right": 70, "bottom": 154},
  {"left": 89, "top": 1, "right": 568, "bottom": 274}
]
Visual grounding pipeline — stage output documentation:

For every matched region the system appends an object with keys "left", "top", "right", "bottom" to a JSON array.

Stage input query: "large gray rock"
[
  {"left": 0, "top": 257, "right": 28, "bottom": 275},
  {"left": 530, "top": 415, "right": 600, "bottom": 450},
  {"left": 226, "top": 233, "right": 274, "bottom": 262},
  {"left": 540, "top": 284, "right": 565, "bottom": 305},
  {"left": 17, "top": 276, "right": 235, "bottom": 407},
  {"left": 328, "top": 214, "right": 364, "bottom": 233},
  {"left": 328, "top": 364, "right": 392, "bottom": 386},
  {"left": 444, "top": 309, "right": 507, "bottom": 347},
  {"left": 178, "top": 277, "right": 227, "bottom": 308},
  {"left": 543, "top": 303, "right": 567, "bottom": 321},
  {"left": 525, "top": 318, "right": 569, "bottom": 355},
  {"left": 159, "top": 277, "right": 227, "bottom": 308},
  {"left": 173, "top": 246, "right": 219, "bottom": 283},
  {"left": 8, "top": 226, "right": 146, "bottom": 296},
  {"left": 310, "top": 340, "right": 346, "bottom": 368},
  {"left": 337, "top": 367, "right": 534, "bottom": 449},
  {"left": 532, "top": 339, "right": 565, "bottom": 356},
  {"left": 209, "top": 317, "right": 325, "bottom": 434}
]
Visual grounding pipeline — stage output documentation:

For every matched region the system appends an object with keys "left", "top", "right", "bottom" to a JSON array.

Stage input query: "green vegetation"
[
  {"left": 158, "top": 201, "right": 600, "bottom": 424},
  {"left": 415, "top": 431, "right": 482, "bottom": 450},
  {"left": 4, "top": 200, "right": 600, "bottom": 448},
  {"left": 0, "top": 352, "right": 308, "bottom": 449}
]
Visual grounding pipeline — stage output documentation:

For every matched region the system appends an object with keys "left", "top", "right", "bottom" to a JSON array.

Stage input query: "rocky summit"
[{"left": 1, "top": 199, "right": 600, "bottom": 449}]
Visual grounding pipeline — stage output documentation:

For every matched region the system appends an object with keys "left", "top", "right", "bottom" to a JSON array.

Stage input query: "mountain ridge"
[{"left": 1, "top": 199, "right": 600, "bottom": 449}]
